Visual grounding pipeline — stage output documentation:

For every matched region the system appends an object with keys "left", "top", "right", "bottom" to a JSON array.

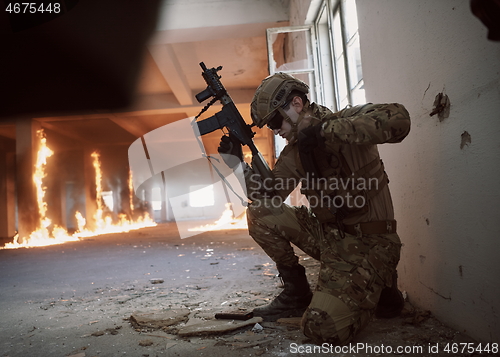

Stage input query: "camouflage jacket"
[{"left": 246, "top": 102, "right": 411, "bottom": 225}]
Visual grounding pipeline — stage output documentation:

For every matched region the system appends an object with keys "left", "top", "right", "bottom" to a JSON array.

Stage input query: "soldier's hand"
[{"left": 218, "top": 133, "right": 243, "bottom": 169}]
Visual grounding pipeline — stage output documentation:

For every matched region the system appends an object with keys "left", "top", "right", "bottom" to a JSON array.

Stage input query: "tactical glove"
[
  {"left": 218, "top": 133, "right": 243, "bottom": 169},
  {"left": 298, "top": 124, "right": 325, "bottom": 154},
  {"left": 297, "top": 124, "right": 325, "bottom": 179}
]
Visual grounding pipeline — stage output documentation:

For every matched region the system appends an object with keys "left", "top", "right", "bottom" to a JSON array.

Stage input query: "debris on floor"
[
  {"left": 276, "top": 316, "right": 302, "bottom": 327},
  {"left": 149, "top": 278, "right": 164, "bottom": 284},
  {"left": 129, "top": 309, "right": 190, "bottom": 331},
  {"left": 177, "top": 316, "right": 263, "bottom": 337},
  {"left": 2, "top": 225, "right": 496, "bottom": 357},
  {"left": 138, "top": 338, "right": 154, "bottom": 346}
]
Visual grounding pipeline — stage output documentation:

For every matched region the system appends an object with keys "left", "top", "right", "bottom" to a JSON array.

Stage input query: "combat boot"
[
  {"left": 375, "top": 271, "right": 405, "bottom": 318},
  {"left": 253, "top": 264, "right": 312, "bottom": 321}
]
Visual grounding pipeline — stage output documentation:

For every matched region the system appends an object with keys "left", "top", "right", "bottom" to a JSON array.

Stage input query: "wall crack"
[{"left": 420, "top": 281, "right": 452, "bottom": 300}]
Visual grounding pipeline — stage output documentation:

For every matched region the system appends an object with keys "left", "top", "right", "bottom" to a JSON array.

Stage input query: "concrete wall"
[{"left": 356, "top": 0, "right": 500, "bottom": 342}]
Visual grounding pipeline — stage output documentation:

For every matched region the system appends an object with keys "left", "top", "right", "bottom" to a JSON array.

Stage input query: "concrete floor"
[{"left": 0, "top": 223, "right": 495, "bottom": 357}]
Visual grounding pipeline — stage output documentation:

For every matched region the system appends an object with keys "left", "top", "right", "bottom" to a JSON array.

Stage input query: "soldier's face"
[
  {"left": 273, "top": 98, "right": 303, "bottom": 140},
  {"left": 273, "top": 117, "right": 293, "bottom": 139}
]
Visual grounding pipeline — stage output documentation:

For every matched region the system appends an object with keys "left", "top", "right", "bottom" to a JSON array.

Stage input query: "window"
[
  {"left": 266, "top": 25, "right": 317, "bottom": 157},
  {"left": 314, "top": 0, "right": 366, "bottom": 110},
  {"left": 189, "top": 184, "right": 214, "bottom": 208},
  {"left": 152, "top": 187, "right": 162, "bottom": 211},
  {"left": 266, "top": 0, "right": 365, "bottom": 139}
]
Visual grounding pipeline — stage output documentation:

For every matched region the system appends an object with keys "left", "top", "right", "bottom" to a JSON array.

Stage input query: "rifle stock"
[{"left": 194, "top": 62, "right": 274, "bottom": 182}]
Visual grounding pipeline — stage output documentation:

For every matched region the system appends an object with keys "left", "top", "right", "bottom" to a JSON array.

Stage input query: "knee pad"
[{"left": 301, "top": 291, "right": 368, "bottom": 345}]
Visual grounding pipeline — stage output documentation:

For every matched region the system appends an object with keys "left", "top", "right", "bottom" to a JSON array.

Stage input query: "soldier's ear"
[{"left": 292, "top": 96, "right": 303, "bottom": 111}]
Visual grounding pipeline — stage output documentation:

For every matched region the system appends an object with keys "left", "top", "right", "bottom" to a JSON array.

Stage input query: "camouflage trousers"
[{"left": 247, "top": 198, "right": 401, "bottom": 345}]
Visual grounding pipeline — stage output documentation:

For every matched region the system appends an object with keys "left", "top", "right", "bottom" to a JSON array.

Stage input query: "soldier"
[{"left": 218, "top": 73, "right": 411, "bottom": 345}]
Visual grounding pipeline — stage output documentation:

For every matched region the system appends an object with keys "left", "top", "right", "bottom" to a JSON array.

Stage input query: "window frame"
[
  {"left": 266, "top": 25, "right": 318, "bottom": 158},
  {"left": 313, "top": 0, "right": 365, "bottom": 110},
  {"left": 264, "top": 0, "right": 365, "bottom": 159}
]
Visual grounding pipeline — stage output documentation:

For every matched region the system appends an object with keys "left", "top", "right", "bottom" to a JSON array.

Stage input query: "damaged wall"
[{"left": 356, "top": 0, "right": 500, "bottom": 342}]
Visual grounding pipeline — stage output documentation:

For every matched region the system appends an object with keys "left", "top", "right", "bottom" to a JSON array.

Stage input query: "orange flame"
[
  {"left": 34, "top": 131, "right": 52, "bottom": 223},
  {"left": 74, "top": 151, "right": 157, "bottom": 237},
  {"left": 2, "top": 133, "right": 156, "bottom": 249},
  {"left": 89, "top": 151, "right": 110, "bottom": 229},
  {"left": 188, "top": 203, "right": 247, "bottom": 232},
  {"left": 128, "top": 169, "right": 134, "bottom": 214},
  {"left": 2, "top": 130, "right": 80, "bottom": 249}
]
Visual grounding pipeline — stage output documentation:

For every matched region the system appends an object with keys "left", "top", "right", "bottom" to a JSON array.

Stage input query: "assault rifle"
[{"left": 194, "top": 62, "right": 274, "bottom": 182}]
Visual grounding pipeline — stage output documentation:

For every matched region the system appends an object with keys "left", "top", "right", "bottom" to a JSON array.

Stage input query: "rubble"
[
  {"left": 138, "top": 339, "right": 154, "bottom": 346},
  {"left": 129, "top": 309, "right": 191, "bottom": 330},
  {"left": 251, "top": 323, "right": 264, "bottom": 333},
  {"left": 149, "top": 278, "right": 164, "bottom": 284},
  {"left": 177, "top": 316, "right": 263, "bottom": 337},
  {"left": 276, "top": 317, "right": 302, "bottom": 327}
]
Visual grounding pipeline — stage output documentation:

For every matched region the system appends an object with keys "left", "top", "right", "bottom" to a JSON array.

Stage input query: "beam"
[
  {"left": 126, "top": 90, "right": 254, "bottom": 117},
  {"left": 107, "top": 115, "right": 152, "bottom": 138},
  {"left": 149, "top": 21, "right": 290, "bottom": 45},
  {"left": 148, "top": 44, "right": 193, "bottom": 106},
  {"left": 41, "top": 121, "right": 91, "bottom": 144},
  {"left": 36, "top": 89, "right": 255, "bottom": 121},
  {"left": 155, "top": 0, "right": 288, "bottom": 32}
]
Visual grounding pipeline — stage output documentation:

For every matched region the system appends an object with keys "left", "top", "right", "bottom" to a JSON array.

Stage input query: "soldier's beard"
[
  {"left": 285, "top": 131, "right": 296, "bottom": 142},
  {"left": 288, "top": 112, "right": 320, "bottom": 144}
]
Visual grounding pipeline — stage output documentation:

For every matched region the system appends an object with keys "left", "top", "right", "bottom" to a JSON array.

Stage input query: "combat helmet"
[{"left": 251, "top": 72, "right": 309, "bottom": 128}]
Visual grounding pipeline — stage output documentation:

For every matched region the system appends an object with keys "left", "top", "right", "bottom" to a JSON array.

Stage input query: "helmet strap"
[{"left": 277, "top": 101, "right": 310, "bottom": 142}]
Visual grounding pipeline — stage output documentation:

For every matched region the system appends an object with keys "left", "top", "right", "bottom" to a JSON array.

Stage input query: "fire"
[
  {"left": 34, "top": 131, "right": 52, "bottom": 225},
  {"left": 76, "top": 152, "right": 157, "bottom": 237},
  {"left": 2, "top": 130, "right": 80, "bottom": 249},
  {"left": 2, "top": 132, "right": 156, "bottom": 249},
  {"left": 91, "top": 151, "right": 105, "bottom": 224},
  {"left": 188, "top": 203, "right": 248, "bottom": 232},
  {"left": 128, "top": 169, "right": 134, "bottom": 214}
]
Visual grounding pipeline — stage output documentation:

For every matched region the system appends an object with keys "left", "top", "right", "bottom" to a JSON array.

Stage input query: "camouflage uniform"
[{"left": 246, "top": 102, "right": 410, "bottom": 345}]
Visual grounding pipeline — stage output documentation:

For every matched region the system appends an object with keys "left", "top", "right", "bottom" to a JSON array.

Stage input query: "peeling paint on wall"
[
  {"left": 430, "top": 92, "right": 450, "bottom": 121},
  {"left": 460, "top": 131, "right": 472, "bottom": 149}
]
